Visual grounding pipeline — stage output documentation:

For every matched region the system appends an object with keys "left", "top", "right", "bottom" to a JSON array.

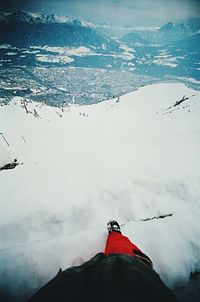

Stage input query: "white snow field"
[{"left": 0, "top": 83, "right": 200, "bottom": 300}]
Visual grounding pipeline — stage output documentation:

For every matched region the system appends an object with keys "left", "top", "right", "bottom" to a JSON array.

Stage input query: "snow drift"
[{"left": 0, "top": 83, "right": 200, "bottom": 300}]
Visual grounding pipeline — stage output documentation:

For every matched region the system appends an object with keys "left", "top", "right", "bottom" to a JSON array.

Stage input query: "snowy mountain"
[
  {"left": 118, "top": 19, "right": 200, "bottom": 82},
  {"left": 0, "top": 83, "right": 200, "bottom": 301},
  {"left": 0, "top": 11, "right": 199, "bottom": 73},
  {"left": 159, "top": 21, "right": 196, "bottom": 34},
  {"left": 121, "top": 19, "right": 200, "bottom": 46},
  {"left": 157, "top": 20, "right": 200, "bottom": 44},
  {"left": 0, "top": 9, "right": 87, "bottom": 25},
  {"left": 0, "top": 10, "right": 119, "bottom": 51}
]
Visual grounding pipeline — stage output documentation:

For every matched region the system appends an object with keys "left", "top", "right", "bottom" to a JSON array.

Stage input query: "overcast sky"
[{"left": 0, "top": 0, "right": 200, "bottom": 26}]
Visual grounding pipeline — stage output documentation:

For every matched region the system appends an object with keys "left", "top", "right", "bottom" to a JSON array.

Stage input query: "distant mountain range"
[
  {"left": 0, "top": 10, "right": 93, "bottom": 26},
  {"left": 1, "top": 10, "right": 200, "bottom": 48},
  {"left": 121, "top": 19, "right": 200, "bottom": 46},
  {"left": 0, "top": 10, "right": 120, "bottom": 52},
  {"left": 0, "top": 10, "right": 199, "bottom": 84},
  {"left": 160, "top": 19, "right": 200, "bottom": 33}
]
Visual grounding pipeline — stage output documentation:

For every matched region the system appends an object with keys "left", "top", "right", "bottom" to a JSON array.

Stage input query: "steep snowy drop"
[{"left": 0, "top": 83, "right": 200, "bottom": 300}]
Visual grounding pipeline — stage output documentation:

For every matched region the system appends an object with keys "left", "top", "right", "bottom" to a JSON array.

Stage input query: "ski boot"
[{"left": 107, "top": 220, "right": 121, "bottom": 234}]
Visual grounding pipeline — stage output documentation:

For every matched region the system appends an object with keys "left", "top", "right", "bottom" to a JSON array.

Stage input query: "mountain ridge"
[
  {"left": 0, "top": 10, "right": 119, "bottom": 51},
  {"left": 0, "top": 9, "right": 94, "bottom": 27}
]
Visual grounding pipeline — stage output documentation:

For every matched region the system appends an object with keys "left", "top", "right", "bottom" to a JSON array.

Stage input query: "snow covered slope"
[{"left": 0, "top": 83, "right": 200, "bottom": 300}]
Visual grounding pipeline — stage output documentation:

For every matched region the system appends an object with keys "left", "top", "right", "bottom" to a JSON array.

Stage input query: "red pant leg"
[{"left": 105, "top": 232, "right": 142, "bottom": 256}]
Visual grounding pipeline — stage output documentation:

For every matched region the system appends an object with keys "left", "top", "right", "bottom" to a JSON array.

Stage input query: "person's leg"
[
  {"left": 105, "top": 231, "right": 153, "bottom": 267},
  {"left": 105, "top": 231, "right": 141, "bottom": 256}
]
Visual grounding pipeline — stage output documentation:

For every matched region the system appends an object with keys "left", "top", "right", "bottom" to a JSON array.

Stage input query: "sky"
[{"left": 0, "top": 0, "right": 200, "bottom": 26}]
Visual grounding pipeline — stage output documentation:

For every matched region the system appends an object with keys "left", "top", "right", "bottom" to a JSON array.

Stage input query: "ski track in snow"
[{"left": 0, "top": 83, "right": 200, "bottom": 298}]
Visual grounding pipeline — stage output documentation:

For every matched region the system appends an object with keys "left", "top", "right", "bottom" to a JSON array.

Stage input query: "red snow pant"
[{"left": 105, "top": 232, "right": 142, "bottom": 256}]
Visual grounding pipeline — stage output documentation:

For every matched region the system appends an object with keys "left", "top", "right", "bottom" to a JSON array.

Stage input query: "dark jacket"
[{"left": 28, "top": 253, "right": 178, "bottom": 302}]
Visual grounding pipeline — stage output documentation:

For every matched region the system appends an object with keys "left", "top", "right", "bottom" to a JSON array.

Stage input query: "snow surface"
[
  {"left": 152, "top": 58, "right": 177, "bottom": 68},
  {"left": 33, "top": 45, "right": 134, "bottom": 62},
  {"left": 0, "top": 144, "right": 11, "bottom": 167},
  {"left": 39, "top": 46, "right": 93, "bottom": 56},
  {"left": 0, "top": 84, "right": 200, "bottom": 299},
  {"left": 35, "top": 46, "right": 94, "bottom": 63},
  {"left": 5, "top": 52, "right": 17, "bottom": 56},
  {"left": 118, "top": 43, "right": 135, "bottom": 60},
  {"left": 36, "top": 54, "right": 74, "bottom": 64},
  {"left": 0, "top": 44, "right": 11, "bottom": 49}
]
